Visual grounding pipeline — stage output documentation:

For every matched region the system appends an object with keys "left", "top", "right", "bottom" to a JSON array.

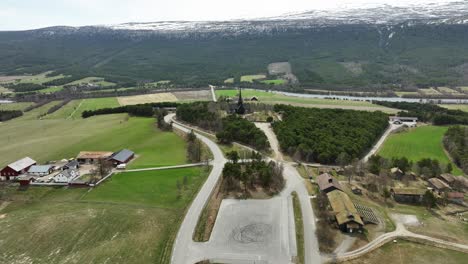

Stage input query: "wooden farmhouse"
[{"left": 327, "top": 190, "right": 364, "bottom": 233}]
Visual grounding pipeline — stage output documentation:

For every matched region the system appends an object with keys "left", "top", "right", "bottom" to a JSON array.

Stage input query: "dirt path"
[
  {"left": 255, "top": 122, "right": 283, "bottom": 161},
  {"left": 67, "top": 99, "right": 84, "bottom": 120}
]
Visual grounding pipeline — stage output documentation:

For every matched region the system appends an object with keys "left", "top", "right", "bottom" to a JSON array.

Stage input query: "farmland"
[
  {"left": 440, "top": 104, "right": 468, "bottom": 112},
  {"left": 118, "top": 93, "right": 178, "bottom": 106},
  {"left": 0, "top": 102, "right": 33, "bottom": 111},
  {"left": 66, "top": 77, "right": 115, "bottom": 87},
  {"left": 347, "top": 240, "right": 467, "bottom": 264},
  {"left": 0, "top": 167, "right": 209, "bottom": 264},
  {"left": 0, "top": 115, "right": 187, "bottom": 169},
  {"left": 216, "top": 89, "right": 398, "bottom": 113},
  {"left": 378, "top": 126, "right": 463, "bottom": 175},
  {"left": 261, "top": 79, "right": 286, "bottom": 85},
  {"left": 240, "top": 74, "right": 266, "bottom": 82}
]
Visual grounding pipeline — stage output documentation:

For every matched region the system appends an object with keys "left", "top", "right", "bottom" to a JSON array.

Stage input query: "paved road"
[
  {"left": 362, "top": 122, "right": 401, "bottom": 163},
  {"left": 255, "top": 123, "right": 322, "bottom": 264},
  {"left": 165, "top": 114, "right": 227, "bottom": 264}
]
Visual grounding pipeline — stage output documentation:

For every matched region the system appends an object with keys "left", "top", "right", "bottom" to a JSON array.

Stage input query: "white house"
[{"left": 53, "top": 169, "right": 79, "bottom": 183}]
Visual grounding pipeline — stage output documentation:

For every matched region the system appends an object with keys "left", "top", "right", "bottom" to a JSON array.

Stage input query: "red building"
[{"left": 0, "top": 157, "right": 37, "bottom": 180}]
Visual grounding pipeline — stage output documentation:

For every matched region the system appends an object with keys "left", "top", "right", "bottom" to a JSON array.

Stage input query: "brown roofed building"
[
  {"left": 439, "top": 173, "right": 456, "bottom": 185},
  {"left": 327, "top": 190, "right": 364, "bottom": 233},
  {"left": 428, "top": 178, "right": 451, "bottom": 194},
  {"left": 390, "top": 188, "right": 425, "bottom": 204},
  {"left": 317, "top": 173, "right": 342, "bottom": 193},
  {"left": 77, "top": 151, "right": 113, "bottom": 164}
]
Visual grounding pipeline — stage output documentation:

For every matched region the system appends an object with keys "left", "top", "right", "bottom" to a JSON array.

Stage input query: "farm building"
[
  {"left": 28, "top": 165, "right": 54, "bottom": 176},
  {"left": 447, "top": 192, "right": 464, "bottom": 204},
  {"left": 108, "top": 149, "right": 135, "bottom": 165},
  {"left": 454, "top": 176, "right": 468, "bottom": 190},
  {"left": 77, "top": 151, "right": 113, "bottom": 164},
  {"left": 439, "top": 173, "right": 456, "bottom": 185},
  {"left": 63, "top": 160, "right": 80, "bottom": 170},
  {"left": 53, "top": 169, "right": 79, "bottom": 183},
  {"left": 16, "top": 175, "right": 37, "bottom": 186},
  {"left": 390, "top": 188, "right": 425, "bottom": 204},
  {"left": 317, "top": 173, "right": 343, "bottom": 193},
  {"left": 428, "top": 178, "right": 451, "bottom": 194},
  {"left": 327, "top": 190, "right": 364, "bottom": 233},
  {"left": 389, "top": 116, "right": 418, "bottom": 123},
  {"left": 390, "top": 167, "right": 404, "bottom": 180},
  {"left": 0, "top": 157, "right": 37, "bottom": 180}
]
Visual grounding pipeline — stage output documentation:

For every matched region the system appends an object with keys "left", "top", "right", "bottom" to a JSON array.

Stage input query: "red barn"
[{"left": 0, "top": 157, "right": 36, "bottom": 180}]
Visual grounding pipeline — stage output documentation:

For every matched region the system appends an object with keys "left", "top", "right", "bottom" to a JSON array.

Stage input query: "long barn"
[{"left": 0, "top": 157, "right": 37, "bottom": 180}]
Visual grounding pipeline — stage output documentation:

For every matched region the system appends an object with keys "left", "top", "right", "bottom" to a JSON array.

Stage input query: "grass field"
[
  {"left": 395, "top": 91, "right": 420, "bottom": 97},
  {"left": 0, "top": 115, "right": 187, "bottom": 168},
  {"left": 0, "top": 102, "right": 33, "bottom": 111},
  {"left": 66, "top": 77, "right": 115, "bottom": 87},
  {"left": 418, "top": 88, "right": 442, "bottom": 95},
  {"left": 378, "top": 126, "right": 463, "bottom": 175},
  {"left": 0, "top": 167, "right": 209, "bottom": 264},
  {"left": 240, "top": 74, "right": 266, "bottom": 82},
  {"left": 117, "top": 93, "right": 178, "bottom": 106},
  {"left": 15, "top": 101, "right": 61, "bottom": 121},
  {"left": 18, "top": 72, "right": 69, "bottom": 85},
  {"left": 44, "top": 97, "right": 120, "bottom": 119},
  {"left": 261, "top": 79, "right": 286, "bottom": 85},
  {"left": 440, "top": 104, "right": 468, "bottom": 112},
  {"left": 216, "top": 89, "right": 398, "bottom": 113},
  {"left": 437, "top": 87, "right": 464, "bottom": 95},
  {"left": 224, "top": 78, "right": 234, "bottom": 84},
  {"left": 347, "top": 240, "right": 467, "bottom": 264}
]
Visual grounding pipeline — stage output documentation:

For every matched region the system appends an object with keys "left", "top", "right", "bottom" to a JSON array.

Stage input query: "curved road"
[{"left": 165, "top": 114, "right": 227, "bottom": 264}]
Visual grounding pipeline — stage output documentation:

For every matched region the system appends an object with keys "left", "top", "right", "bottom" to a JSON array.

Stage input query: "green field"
[
  {"left": 216, "top": 89, "right": 398, "bottom": 113},
  {"left": 66, "top": 77, "right": 116, "bottom": 87},
  {"left": 240, "top": 74, "right": 266, "bottom": 82},
  {"left": 261, "top": 79, "right": 286, "bottom": 85},
  {"left": 440, "top": 104, "right": 468, "bottom": 112},
  {"left": 378, "top": 126, "right": 463, "bottom": 175},
  {"left": 0, "top": 115, "right": 187, "bottom": 168},
  {"left": 0, "top": 102, "right": 33, "bottom": 111},
  {"left": 44, "top": 97, "right": 120, "bottom": 119},
  {"left": 348, "top": 240, "right": 466, "bottom": 264},
  {"left": 0, "top": 167, "right": 209, "bottom": 263},
  {"left": 18, "top": 72, "right": 69, "bottom": 85},
  {"left": 224, "top": 78, "right": 234, "bottom": 84}
]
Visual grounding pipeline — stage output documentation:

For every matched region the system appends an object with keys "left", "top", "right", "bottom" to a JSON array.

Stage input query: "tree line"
[
  {"left": 272, "top": 105, "right": 389, "bottom": 164},
  {"left": 375, "top": 101, "right": 468, "bottom": 125},
  {"left": 0, "top": 110, "right": 23, "bottom": 121},
  {"left": 82, "top": 102, "right": 179, "bottom": 118},
  {"left": 443, "top": 126, "right": 468, "bottom": 174}
]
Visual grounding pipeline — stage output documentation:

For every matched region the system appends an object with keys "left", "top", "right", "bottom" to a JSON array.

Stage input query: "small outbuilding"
[
  {"left": 28, "top": 165, "right": 54, "bottom": 176},
  {"left": 439, "top": 173, "right": 456, "bottom": 186},
  {"left": 327, "top": 190, "right": 364, "bottom": 233},
  {"left": 63, "top": 160, "right": 80, "bottom": 170},
  {"left": 447, "top": 192, "right": 464, "bottom": 204},
  {"left": 16, "top": 175, "right": 37, "bottom": 186},
  {"left": 1, "top": 157, "right": 37, "bottom": 180},
  {"left": 108, "top": 149, "right": 135, "bottom": 165},
  {"left": 317, "top": 173, "right": 343, "bottom": 193},
  {"left": 390, "top": 188, "right": 425, "bottom": 204}
]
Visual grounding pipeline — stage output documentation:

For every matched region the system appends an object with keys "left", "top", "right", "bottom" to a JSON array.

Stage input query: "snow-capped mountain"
[{"left": 102, "top": 1, "right": 468, "bottom": 33}]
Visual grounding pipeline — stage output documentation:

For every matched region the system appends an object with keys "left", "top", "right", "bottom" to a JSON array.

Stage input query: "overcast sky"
[{"left": 0, "top": 0, "right": 461, "bottom": 30}]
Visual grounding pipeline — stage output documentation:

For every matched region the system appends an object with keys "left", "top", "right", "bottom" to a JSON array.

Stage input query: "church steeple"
[{"left": 236, "top": 87, "right": 245, "bottom": 115}]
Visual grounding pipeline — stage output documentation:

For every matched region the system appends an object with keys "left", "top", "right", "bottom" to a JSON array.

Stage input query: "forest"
[
  {"left": 443, "top": 126, "right": 468, "bottom": 174},
  {"left": 2, "top": 24, "right": 468, "bottom": 89},
  {"left": 272, "top": 105, "right": 389, "bottom": 164},
  {"left": 82, "top": 102, "right": 179, "bottom": 118},
  {"left": 177, "top": 102, "right": 268, "bottom": 150},
  {"left": 375, "top": 101, "right": 468, "bottom": 125}
]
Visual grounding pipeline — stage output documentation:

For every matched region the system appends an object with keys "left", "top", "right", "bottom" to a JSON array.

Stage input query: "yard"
[
  {"left": 215, "top": 89, "right": 398, "bottom": 113},
  {"left": 0, "top": 115, "right": 187, "bottom": 169},
  {"left": 378, "top": 126, "right": 464, "bottom": 175},
  {"left": 0, "top": 167, "right": 209, "bottom": 264}
]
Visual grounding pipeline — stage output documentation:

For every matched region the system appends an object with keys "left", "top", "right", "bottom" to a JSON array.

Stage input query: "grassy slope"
[
  {"left": 216, "top": 89, "right": 398, "bottom": 113},
  {"left": 440, "top": 104, "right": 468, "bottom": 112},
  {"left": 0, "top": 115, "right": 186, "bottom": 168},
  {"left": 0, "top": 102, "right": 33, "bottom": 111},
  {"left": 347, "top": 241, "right": 466, "bottom": 264},
  {"left": 378, "top": 126, "right": 463, "bottom": 175},
  {"left": 45, "top": 97, "right": 119, "bottom": 119},
  {"left": 0, "top": 167, "right": 209, "bottom": 264}
]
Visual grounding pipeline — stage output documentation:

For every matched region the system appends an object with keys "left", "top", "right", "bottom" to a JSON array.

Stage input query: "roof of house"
[
  {"left": 65, "top": 160, "right": 79, "bottom": 168},
  {"left": 77, "top": 151, "right": 113, "bottom": 160},
  {"left": 439, "top": 173, "right": 456, "bottom": 183},
  {"left": 391, "top": 188, "right": 425, "bottom": 196},
  {"left": 327, "top": 190, "right": 364, "bottom": 226},
  {"left": 428, "top": 178, "right": 451, "bottom": 190},
  {"left": 447, "top": 192, "right": 464, "bottom": 199},
  {"left": 56, "top": 169, "right": 78, "bottom": 179},
  {"left": 390, "top": 167, "right": 403, "bottom": 174},
  {"left": 28, "top": 165, "right": 53, "bottom": 174},
  {"left": 16, "top": 175, "right": 37, "bottom": 181},
  {"left": 109, "top": 149, "right": 134, "bottom": 163},
  {"left": 6, "top": 157, "right": 36, "bottom": 172},
  {"left": 455, "top": 176, "right": 468, "bottom": 187},
  {"left": 317, "top": 173, "right": 342, "bottom": 192}
]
